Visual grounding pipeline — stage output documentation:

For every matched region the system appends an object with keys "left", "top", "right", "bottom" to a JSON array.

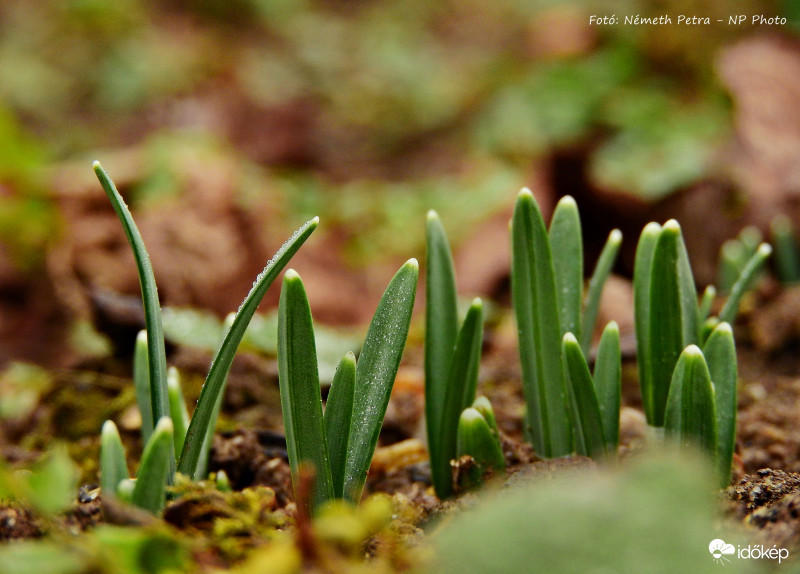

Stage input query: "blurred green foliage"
[
  {"left": 431, "top": 449, "right": 759, "bottom": 574},
  {"left": 0, "top": 0, "right": 786, "bottom": 195},
  {"left": 0, "top": 0, "right": 792, "bottom": 280},
  {"left": 0, "top": 447, "right": 78, "bottom": 515}
]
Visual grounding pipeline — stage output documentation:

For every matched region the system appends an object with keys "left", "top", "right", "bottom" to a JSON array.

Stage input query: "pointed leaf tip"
[
  {"left": 101, "top": 420, "right": 118, "bottom": 436},
  {"left": 714, "top": 322, "right": 733, "bottom": 334},
  {"left": 427, "top": 210, "right": 439, "bottom": 221},
  {"left": 563, "top": 332, "right": 579, "bottom": 344},
  {"left": 557, "top": 195, "right": 577, "bottom": 208},
  {"left": 406, "top": 258, "right": 419, "bottom": 269},
  {"left": 683, "top": 344, "right": 703, "bottom": 357},
  {"left": 285, "top": 268, "right": 300, "bottom": 280},
  {"left": 92, "top": 160, "right": 102, "bottom": 170},
  {"left": 154, "top": 416, "right": 174, "bottom": 434},
  {"left": 518, "top": 187, "right": 534, "bottom": 199},
  {"left": 758, "top": 243, "right": 773, "bottom": 256},
  {"left": 663, "top": 219, "right": 681, "bottom": 232},
  {"left": 609, "top": 229, "right": 622, "bottom": 243}
]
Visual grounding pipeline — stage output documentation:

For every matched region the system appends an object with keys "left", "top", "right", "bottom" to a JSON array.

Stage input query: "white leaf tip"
[
  {"left": 683, "top": 344, "right": 703, "bottom": 357},
  {"left": 153, "top": 416, "right": 174, "bottom": 434}
]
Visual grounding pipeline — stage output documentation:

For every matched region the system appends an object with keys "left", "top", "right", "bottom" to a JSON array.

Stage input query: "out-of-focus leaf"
[{"left": 0, "top": 362, "right": 52, "bottom": 420}]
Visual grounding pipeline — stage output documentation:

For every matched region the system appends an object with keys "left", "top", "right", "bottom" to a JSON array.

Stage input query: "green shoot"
[
  {"left": 455, "top": 399, "right": 505, "bottom": 491},
  {"left": 425, "top": 211, "right": 485, "bottom": 499},
  {"left": 133, "top": 331, "right": 153, "bottom": 446},
  {"left": 511, "top": 190, "right": 621, "bottom": 458},
  {"left": 278, "top": 260, "right": 418, "bottom": 510},
  {"left": 663, "top": 345, "right": 717, "bottom": 460},
  {"left": 561, "top": 333, "right": 609, "bottom": 460},
  {"left": 131, "top": 417, "right": 174, "bottom": 515},
  {"left": 634, "top": 217, "right": 764, "bottom": 485},
  {"left": 99, "top": 420, "right": 128, "bottom": 499},
  {"left": 94, "top": 161, "right": 172, "bottom": 474},
  {"left": 278, "top": 269, "right": 334, "bottom": 509},
  {"left": 94, "top": 161, "right": 318, "bottom": 512}
]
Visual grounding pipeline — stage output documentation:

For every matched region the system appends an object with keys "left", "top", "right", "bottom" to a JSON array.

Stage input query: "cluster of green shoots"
[
  {"left": 95, "top": 162, "right": 418, "bottom": 515},
  {"left": 97, "top": 158, "right": 769, "bottom": 514},
  {"left": 635, "top": 220, "right": 770, "bottom": 485}
]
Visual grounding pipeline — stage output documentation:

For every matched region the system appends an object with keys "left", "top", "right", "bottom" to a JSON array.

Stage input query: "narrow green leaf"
[
  {"left": 562, "top": 333, "right": 607, "bottom": 460},
  {"left": 663, "top": 346, "right": 717, "bottom": 457},
  {"left": 718, "top": 243, "right": 772, "bottom": 326},
  {"left": 703, "top": 322, "right": 737, "bottom": 487},
  {"left": 325, "top": 351, "right": 356, "bottom": 499},
  {"left": 674, "top": 221, "right": 700, "bottom": 345},
  {"left": 593, "top": 321, "right": 621, "bottom": 452},
  {"left": 456, "top": 407, "right": 506, "bottom": 491},
  {"left": 94, "top": 162, "right": 170, "bottom": 464},
  {"left": 132, "top": 417, "right": 174, "bottom": 514},
  {"left": 194, "top": 313, "right": 234, "bottom": 481},
  {"left": 343, "top": 259, "right": 418, "bottom": 503},
  {"left": 581, "top": 229, "right": 622, "bottom": 354},
  {"left": 435, "top": 297, "right": 484, "bottom": 500},
  {"left": 633, "top": 222, "right": 661, "bottom": 425},
  {"left": 277, "top": 270, "right": 333, "bottom": 510},
  {"left": 548, "top": 196, "right": 583, "bottom": 341},
  {"left": 177, "top": 217, "right": 318, "bottom": 478},
  {"left": 698, "top": 285, "right": 716, "bottom": 325},
  {"left": 648, "top": 221, "right": 698, "bottom": 427},
  {"left": 25, "top": 448, "right": 79, "bottom": 515},
  {"left": 511, "top": 189, "right": 571, "bottom": 458},
  {"left": 771, "top": 215, "right": 800, "bottom": 284},
  {"left": 167, "top": 368, "right": 190, "bottom": 456},
  {"left": 424, "top": 211, "right": 459, "bottom": 498},
  {"left": 133, "top": 331, "right": 153, "bottom": 446},
  {"left": 100, "top": 420, "right": 129, "bottom": 498}
]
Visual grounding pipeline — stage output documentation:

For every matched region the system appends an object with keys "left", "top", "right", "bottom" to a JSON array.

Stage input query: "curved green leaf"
[
  {"left": 167, "top": 367, "right": 189, "bottom": 456},
  {"left": 435, "top": 297, "right": 484, "bottom": 499},
  {"left": 718, "top": 243, "right": 771, "bottom": 326},
  {"left": 456, "top": 407, "right": 506, "bottom": 491},
  {"left": 132, "top": 417, "right": 174, "bottom": 514},
  {"left": 633, "top": 222, "right": 661, "bottom": 424},
  {"left": 424, "top": 211, "right": 459, "bottom": 498},
  {"left": 663, "top": 345, "right": 717, "bottom": 457},
  {"left": 593, "top": 321, "right": 621, "bottom": 452},
  {"left": 581, "top": 229, "right": 622, "bottom": 354},
  {"left": 703, "top": 322, "right": 737, "bottom": 487},
  {"left": 277, "top": 270, "right": 333, "bottom": 510},
  {"left": 94, "top": 162, "right": 169, "bottom": 456},
  {"left": 343, "top": 259, "right": 418, "bottom": 503},
  {"left": 100, "top": 420, "right": 129, "bottom": 498},
  {"left": 549, "top": 196, "right": 583, "bottom": 341},
  {"left": 562, "top": 333, "right": 607, "bottom": 460},
  {"left": 177, "top": 217, "right": 318, "bottom": 478},
  {"left": 511, "top": 189, "right": 571, "bottom": 457},
  {"left": 648, "top": 221, "right": 697, "bottom": 427},
  {"left": 325, "top": 351, "right": 356, "bottom": 499}
]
